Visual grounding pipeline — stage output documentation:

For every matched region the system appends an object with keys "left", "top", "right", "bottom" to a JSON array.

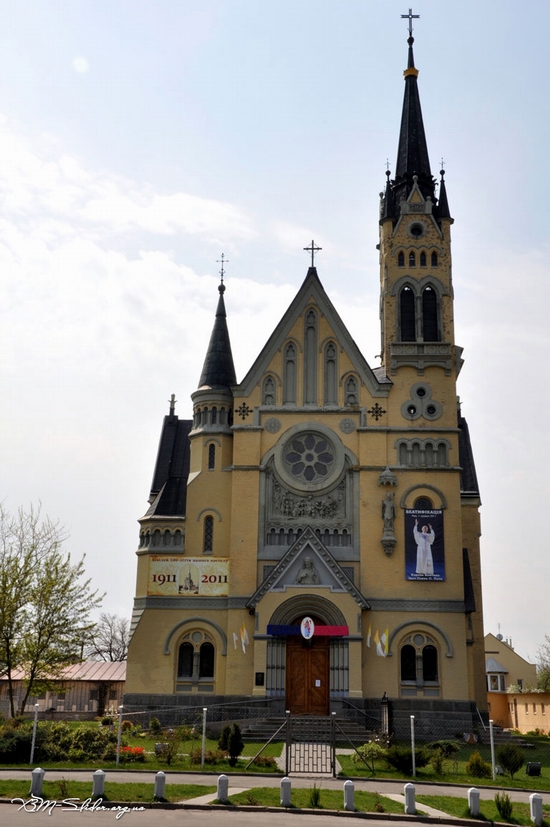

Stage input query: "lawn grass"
[
  {"left": 226, "top": 786, "right": 407, "bottom": 813},
  {"left": 417, "top": 793, "right": 550, "bottom": 826},
  {"left": 0, "top": 779, "right": 216, "bottom": 803}
]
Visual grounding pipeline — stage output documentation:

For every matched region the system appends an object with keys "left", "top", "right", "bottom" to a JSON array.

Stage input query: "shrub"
[
  {"left": 227, "top": 723, "right": 244, "bottom": 767},
  {"left": 101, "top": 716, "right": 111, "bottom": 726},
  {"left": 465, "top": 750, "right": 492, "bottom": 778},
  {"left": 308, "top": 783, "right": 322, "bottom": 808},
  {"left": 252, "top": 755, "right": 277, "bottom": 769},
  {"left": 385, "top": 745, "right": 431, "bottom": 774},
  {"left": 120, "top": 746, "right": 146, "bottom": 763},
  {"left": 189, "top": 746, "right": 226, "bottom": 765},
  {"left": 496, "top": 743, "right": 524, "bottom": 779},
  {"left": 0, "top": 725, "right": 35, "bottom": 763},
  {"left": 121, "top": 720, "right": 133, "bottom": 733},
  {"left": 149, "top": 717, "right": 162, "bottom": 737},
  {"left": 494, "top": 791, "right": 513, "bottom": 820},
  {"left": 352, "top": 742, "right": 387, "bottom": 774},
  {"left": 218, "top": 725, "right": 231, "bottom": 752},
  {"left": 67, "top": 748, "right": 87, "bottom": 763},
  {"left": 430, "top": 748, "right": 444, "bottom": 776},
  {"left": 426, "top": 739, "right": 460, "bottom": 758}
]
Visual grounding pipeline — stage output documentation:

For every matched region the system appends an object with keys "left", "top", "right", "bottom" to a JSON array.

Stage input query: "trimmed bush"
[
  {"left": 228, "top": 723, "right": 244, "bottom": 767},
  {"left": 384, "top": 745, "right": 431, "bottom": 774},
  {"left": 494, "top": 791, "right": 513, "bottom": 820},
  {"left": 465, "top": 750, "right": 492, "bottom": 778},
  {"left": 496, "top": 743, "right": 524, "bottom": 779}
]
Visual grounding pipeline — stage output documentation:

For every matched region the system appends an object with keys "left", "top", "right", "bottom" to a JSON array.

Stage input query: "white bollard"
[
  {"left": 154, "top": 771, "right": 166, "bottom": 801},
  {"left": 530, "top": 793, "right": 543, "bottom": 827},
  {"left": 280, "top": 776, "right": 292, "bottom": 807},
  {"left": 468, "top": 787, "right": 480, "bottom": 817},
  {"left": 30, "top": 767, "right": 45, "bottom": 797},
  {"left": 92, "top": 769, "right": 105, "bottom": 799},
  {"left": 217, "top": 774, "right": 229, "bottom": 804},
  {"left": 343, "top": 779, "right": 355, "bottom": 812},
  {"left": 404, "top": 782, "right": 416, "bottom": 815}
]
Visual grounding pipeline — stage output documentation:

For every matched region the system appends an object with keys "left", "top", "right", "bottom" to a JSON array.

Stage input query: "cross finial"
[
  {"left": 401, "top": 8, "right": 419, "bottom": 36},
  {"left": 216, "top": 253, "right": 228, "bottom": 284},
  {"left": 169, "top": 393, "right": 177, "bottom": 415},
  {"left": 303, "top": 239, "right": 322, "bottom": 268}
]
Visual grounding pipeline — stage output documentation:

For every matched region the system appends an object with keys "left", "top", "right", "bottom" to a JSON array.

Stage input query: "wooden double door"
[{"left": 285, "top": 619, "right": 329, "bottom": 715}]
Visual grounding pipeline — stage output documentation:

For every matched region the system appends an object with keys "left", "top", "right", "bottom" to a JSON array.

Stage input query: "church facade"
[{"left": 124, "top": 29, "right": 487, "bottom": 734}]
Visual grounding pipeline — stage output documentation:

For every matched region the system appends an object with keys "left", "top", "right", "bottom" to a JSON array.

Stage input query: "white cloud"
[{"left": 72, "top": 57, "right": 90, "bottom": 73}]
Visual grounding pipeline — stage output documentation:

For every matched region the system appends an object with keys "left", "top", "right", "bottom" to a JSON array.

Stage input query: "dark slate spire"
[
  {"left": 197, "top": 280, "right": 236, "bottom": 389},
  {"left": 393, "top": 34, "right": 435, "bottom": 209},
  {"left": 438, "top": 167, "right": 451, "bottom": 219}
]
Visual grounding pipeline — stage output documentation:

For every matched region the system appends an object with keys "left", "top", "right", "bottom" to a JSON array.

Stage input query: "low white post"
[
  {"left": 92, "top": 769, "right": 105, "bottom": 799},
  {"left": 489, "top": 719, "right": 496, "bottom": 780},
  {"left": 530, "top": 793, "right": 543, "bottom": 827},
  {"left": 468, "top": 787, "right": 480, "bottom": 817},
  {"left": 154, "top": 771, "right": 166, "bottom": 801},
  {"left": 30, "top": 767, "right": 45, "bottom": 797},
  {"left": 217, "top": 774, "right": 229, "bottom": 804},
  {"left": 343, "top": 779, "right": 355, "bottom": 812},
  {"left": 201, "top": 707, "right": 207, "bottom": 771},
  {"left": 280, "top": 776, "right": 292, "bottom": 808},
  {"left": 404, "top": 782, "right": 416, "bottom": 815}
]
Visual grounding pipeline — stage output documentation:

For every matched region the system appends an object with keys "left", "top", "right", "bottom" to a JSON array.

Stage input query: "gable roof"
[
  {"left": 0, "top": 660, "right": 126, "bottom": 683},
  {"left": 233, "top": 267, "right": 390, "bottom": 399}
]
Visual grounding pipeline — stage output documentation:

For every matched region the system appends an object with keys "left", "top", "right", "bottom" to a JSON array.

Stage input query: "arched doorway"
[{"left": 286, "top": 615, "right": 329, "bottom": 715}]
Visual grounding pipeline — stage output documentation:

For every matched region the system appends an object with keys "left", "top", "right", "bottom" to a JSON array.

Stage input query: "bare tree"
[
  {"left": 85, "top": 613, "right": 130, "bottom": 661},
  {"left": 537, "top": 635, "right": 550, "bottom": 691},
  {"left": 0, "top": 504, "right": 103, "bottom": 716}
]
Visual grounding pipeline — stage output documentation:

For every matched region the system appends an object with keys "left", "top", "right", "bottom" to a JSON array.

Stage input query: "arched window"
[
  {"left": 262, "top": 375, "right": 276, "bottom": 405},
  {"left": 345, "top": 376, "right": 358, "bottom": 405},
  {"left": 203, "top": 515, "right": 214, "bottom": 553},
  {"left": 398, "top": 251, "right": 405, "bottom": 267},
  {"left": 399, "top": 286, "right": 416, "bottom": 341},
  {"left": 400, "top": 634, "right": 440, "bottom": 695},
  {"left": 283, "top": 343, "right": 297, "bottom": 404},
  {"left": 422, "top": 286, "right": 440, "bottom": 341},
  {"left": 420, "top": 251, "right": 427, "bottom": 267},
  {"left": 208, "top": 444, "right": 215, "bottom": 470},
  {"left": 304, "top": 309, "right": 317, "bottom": 404},
  {"left": 431, "top": 252, "right": 438, "bottom": 267},
  {"left": 177, "top": 632, "right": 215, "bottom": 686},
  {"left": 414, "top": 496, "right": 433, "bottom": 509},
  {"left": 199, "top": 642, "right": 215, "bottom": 678},
  {"left": 324, "top": 342, "right": 337, "bottom": 404},
  {"left": 211, "top": 406, "right": 217, "bottom": 424},
  {"left": 177, "top": 642, "right": 194, "bottom": 678},
  {"left": 409, "top": 251, "right": 416, "bottom": 267}
]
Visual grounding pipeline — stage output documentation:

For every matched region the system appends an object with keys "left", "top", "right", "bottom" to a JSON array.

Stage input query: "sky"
[{"left": 1, "top": 0, "right": 548, "bottom": 665}]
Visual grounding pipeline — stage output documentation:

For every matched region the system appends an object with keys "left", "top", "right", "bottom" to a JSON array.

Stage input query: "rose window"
[{"left": 284, "top": 433, "right": 335, "bottom": 483}]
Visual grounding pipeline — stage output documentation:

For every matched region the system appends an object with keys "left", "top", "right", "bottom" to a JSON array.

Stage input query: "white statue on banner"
[{"left": 414, "top": 519, "right": 435, "bottom": 575}]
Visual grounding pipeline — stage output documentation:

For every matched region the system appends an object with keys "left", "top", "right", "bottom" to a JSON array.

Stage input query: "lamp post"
[
  {"left": 29, "top": 703, "right": 39, "bottom": 765},
  {"left": 116, "top": 705, "right": 124, "bottom": 767}
]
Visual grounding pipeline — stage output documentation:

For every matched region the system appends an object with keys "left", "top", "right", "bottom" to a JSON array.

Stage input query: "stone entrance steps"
[{"left": 240, "top": 714, "right": 374, "bottom": 744}]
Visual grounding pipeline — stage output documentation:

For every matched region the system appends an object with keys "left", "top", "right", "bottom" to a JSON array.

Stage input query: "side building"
[{"left": 125, "top": 27, "right": 486, "bottom": 737}]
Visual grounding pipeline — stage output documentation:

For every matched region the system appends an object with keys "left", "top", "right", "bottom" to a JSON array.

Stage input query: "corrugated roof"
[{"left": 0, "top": 660, "right": 126, "bottom": 682}]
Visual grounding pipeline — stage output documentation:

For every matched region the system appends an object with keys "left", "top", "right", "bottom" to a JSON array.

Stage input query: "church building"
[{"left": 125, "top": 25, "right": 487, "bottom": 735}]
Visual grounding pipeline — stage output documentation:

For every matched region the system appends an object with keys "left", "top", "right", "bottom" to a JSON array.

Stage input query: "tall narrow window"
[
  {"left": 203, "top": 516, "right": 214, "bottom": 553},
  {"left": 324, "top": 342, "right": 337, "bottom": 404},
  {"left": 422, "top": 286, "right": 439, "bottom": 341},
  {"left": 420, "top": 251, "right": 427, "bottom": 266},
  {"left": 401, "top": 645, "right": 416, "bottom": 681},
  {"left": 208, "top": 444, "right": 215, "bottom": 470},
  {"left": 303, "top": 309, "right": 317, "bottom": 404},
  {"left": 283, "top": 343, "right": 297, "bottom": 404},
  {"left": 345, "top": 376, "right": 358, "bottom": 405},
  {"left": 423, "top": 645, "right": 438, "bottom": 682},
  {"left": 400, "top": 286, "right": 416, "bottom": 341},
  {"left": 431, "top": 252, "right": 438, "bottom": 267},
  {"left": 177, "top": 642, "right": 194, "bottom": 678},
  {"left": 199, "top": 642, "right": 215, "bottom": 678},
  {"left": 398, "top": 251, "right": 405, "bottom": 267},
  {"left": 211, "top": 406, "right": 217, "bottom": 424},
  {"left": 409, "top": 252, "right": 416, "bottom": 267},
  {"left": 262, "top": 375, "right": 276, "bottom": 405}
]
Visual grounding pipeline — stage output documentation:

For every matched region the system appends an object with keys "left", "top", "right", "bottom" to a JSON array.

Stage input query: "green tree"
[{"left": 0, "top": 504, "right": 103, "bottom": 716}]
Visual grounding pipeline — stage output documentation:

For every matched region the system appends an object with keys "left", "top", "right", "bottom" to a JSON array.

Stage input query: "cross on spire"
[
  {"left": 303, "top": 239, "right": 322, "bottom": 268},
  {"left": 401, "top": 7, "right": 419, "bottom": 36},
  {"left": 217, "top": 253, "right": 228, "bottom": 283}
]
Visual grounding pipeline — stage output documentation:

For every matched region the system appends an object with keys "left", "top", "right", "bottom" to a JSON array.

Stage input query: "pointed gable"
[{"left": 233, "top": 267, "right": 388, "bottom": 399}]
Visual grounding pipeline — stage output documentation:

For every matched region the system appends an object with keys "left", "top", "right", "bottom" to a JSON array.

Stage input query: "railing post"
[
  {"left": 154, "top": 771, "right": 166, "bottom": 801},
  {"left": 29, "top": 703, "right": 39, "bottom": 765},
  {"left": 92, "top": 769, "right": 105, "bottom": 800},
  {"left": 331, "top": 711, "right": 336, "bottom": 777},
  {"left": 489, "top": 719, "right": 496, "bottom": 780},
  {"left": 285, "top": 709, "right": 291, "bottom": 776},
  {"left": 217, "top": 774, "right": 229, "bottom": 804},
  {"left": 404, "top": 782, "right": 416, "bottom": 815},
  {"left": 530, "top": 793, "right": 543, "bottom": 827},
  {"left": 343, "top": 779, "right": 355, "bottom": 812},
  {"left": 280, "top": 776, "right": 292, "bottom": 808},
  {"left": 468, "top": 787, "right": 480, "bottom": 817},
  {"left": 30, "top": 767, "right": 45, "bottom": 797},
  {"left": 410, "top": 715, "right": 416, "bottom": 777},
  {"left": 201, "top": 707, "right": 207, "bottom": 771}
]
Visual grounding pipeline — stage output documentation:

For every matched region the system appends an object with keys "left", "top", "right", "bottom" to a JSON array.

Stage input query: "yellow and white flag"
[
  {"left": 240, "top": 625, "right": 249, "bottom": 653},
  {"left": 366, "top": 624, "right": 372, "bottom": 648}
]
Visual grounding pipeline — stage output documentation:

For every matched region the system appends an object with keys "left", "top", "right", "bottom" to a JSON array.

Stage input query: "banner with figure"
[
  {"left": 147, "top": 556, "right": 229, "bottom": 596},
  {"left": 405, "top": 509, "right": 445, "bottom": 581}
]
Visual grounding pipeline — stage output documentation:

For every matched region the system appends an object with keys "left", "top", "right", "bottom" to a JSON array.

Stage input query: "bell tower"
[{"left": 379, "top": 29, "right": 458, "bottom": 380}]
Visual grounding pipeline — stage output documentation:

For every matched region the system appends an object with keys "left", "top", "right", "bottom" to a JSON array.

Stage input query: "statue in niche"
[
  {"left": 381, "top": 491, "right": 396, "bottom": 531},
  {"left": 295, "top": 556, "right": 320, "bottom": 585}
]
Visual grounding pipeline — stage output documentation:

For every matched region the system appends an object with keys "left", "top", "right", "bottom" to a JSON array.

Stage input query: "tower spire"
[
  {"left": 197, "top": 268, "right": 237, "bottom": 390},
  {"left": 392, "top": 13, "right": 435, "bottom": 214}
]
